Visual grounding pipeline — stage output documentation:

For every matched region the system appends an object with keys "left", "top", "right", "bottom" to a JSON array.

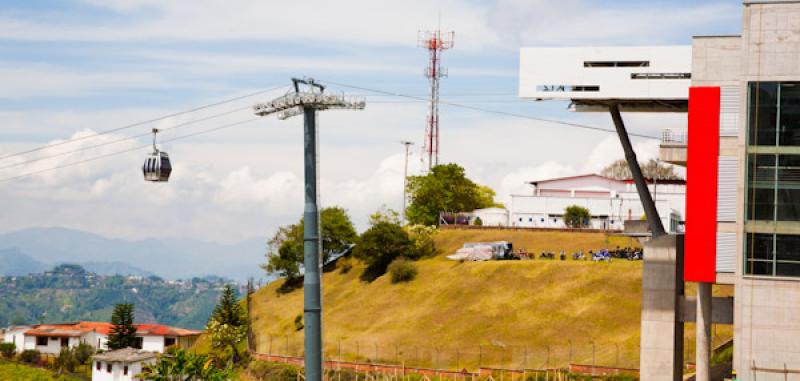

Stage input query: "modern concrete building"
[
  {"left": 682, "top": 2, "right": 800, "bottom": 379},
  {"left": 519, "top": 1, "right": 800, "bottom": 380}
]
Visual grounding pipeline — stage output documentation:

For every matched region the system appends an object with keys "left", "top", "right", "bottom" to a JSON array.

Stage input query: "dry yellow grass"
[{"left": 240, "top": 228, "right": 730, "bottom": 371}]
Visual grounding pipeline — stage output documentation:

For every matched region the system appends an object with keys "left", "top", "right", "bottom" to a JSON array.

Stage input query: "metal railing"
[{"left": 661, "top": 129, "right": 688, "bottom": 145}]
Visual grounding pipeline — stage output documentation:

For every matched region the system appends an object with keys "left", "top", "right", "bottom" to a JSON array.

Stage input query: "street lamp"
[{"left": 253, "top": 78, "right": 365, "bottom": 381}]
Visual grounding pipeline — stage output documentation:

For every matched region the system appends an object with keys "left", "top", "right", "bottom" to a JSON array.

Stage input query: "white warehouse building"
[{"left": 509, "top": 174, "right": 685, "bottom": 232}]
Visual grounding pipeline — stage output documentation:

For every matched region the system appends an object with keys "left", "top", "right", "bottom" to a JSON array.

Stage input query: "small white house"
[
  {"left": 1, "top": 325, "right": 32, "bottom": 350},
  {"left": 3, "top": 321, "right": 201, "bottom": 355},
  {"left": 471, "top": 207, "right": 509, "bottom": 227},
  {"left": 92, "top": 347, "right": 158, "bottom": 381}
]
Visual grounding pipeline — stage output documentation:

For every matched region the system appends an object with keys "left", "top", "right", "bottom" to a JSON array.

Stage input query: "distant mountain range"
[{"left": 0, "top": 227, "right": 268, "bottom": 282}]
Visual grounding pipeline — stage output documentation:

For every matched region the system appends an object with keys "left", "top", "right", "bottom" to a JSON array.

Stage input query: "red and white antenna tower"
[{"left": 418, "top": 29, "right": 454, "bottom": 171}]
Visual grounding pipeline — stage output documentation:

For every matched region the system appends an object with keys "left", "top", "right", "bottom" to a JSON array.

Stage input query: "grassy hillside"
[
  {"left": 240, "top": 228, "right": 729, "bottom": 371},
  {"left": 0, "top": 360, "right": 84, "bottom": 381}
]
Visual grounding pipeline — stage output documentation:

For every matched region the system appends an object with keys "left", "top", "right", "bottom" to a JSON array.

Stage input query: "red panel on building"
[{"left": 684, "top": 87, "right": 720, "bottom": 283}]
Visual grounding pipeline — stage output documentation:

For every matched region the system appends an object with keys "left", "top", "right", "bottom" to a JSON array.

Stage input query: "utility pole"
[
  {"left": 401, "top": 141, "right": 414, "bottom": 223},
  {"left": 254, "top": 78, "right": 365, "bottom": 381}
]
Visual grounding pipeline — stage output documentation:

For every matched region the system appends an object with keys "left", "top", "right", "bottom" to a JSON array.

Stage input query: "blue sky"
[{"left": 0, "top": 0, "right": 742, "bottom": 242}]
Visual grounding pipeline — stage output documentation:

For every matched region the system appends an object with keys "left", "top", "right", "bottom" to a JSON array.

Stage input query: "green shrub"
[
  {"left": 19, "top": 349, "right": 40, "bottom": 364},
  {"left": 73, "top": 342, "right": 95, "bottom": 365},
  {"left": 388, "top": 258, "right": 418, "bottom": 284},
  {"left": 0, "top": 343, "right": 15, "bottom": 359},
  {"left": 293, "top": 314, "right": 304, "bottom": 331},
  {"left": 245, "top": 360, "right": 301, "bottom": 381},
  {"left": 55, "top": 347, "right": 77, "bottom": 373}
]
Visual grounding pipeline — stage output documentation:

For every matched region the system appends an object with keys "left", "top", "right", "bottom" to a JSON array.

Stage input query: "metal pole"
[
  {"left": 303, "top": 106, "right": 323, "bottom": 381},
  {"left": 608, "top": 104, "right": 666, "bottom": 237},
  {"left": 401, "top": 141, "right": 413, "bottom": 223}
]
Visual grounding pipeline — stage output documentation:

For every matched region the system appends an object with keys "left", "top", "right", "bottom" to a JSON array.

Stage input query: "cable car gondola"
[{"left": 142, "top": 128, "right": 172, "bottom": 182}]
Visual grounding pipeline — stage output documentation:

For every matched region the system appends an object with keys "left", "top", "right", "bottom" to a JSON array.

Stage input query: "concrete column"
[
  {"left": 640, "top": 234, "right": 684, "bottom": 381},
  {"left": 696, "top": 282, "right": 712, "bottom": 381}
]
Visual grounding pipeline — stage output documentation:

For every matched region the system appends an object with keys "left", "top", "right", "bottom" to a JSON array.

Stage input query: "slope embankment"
[{"left": 233, "top": 228, "right": 729, "bottom": 371}]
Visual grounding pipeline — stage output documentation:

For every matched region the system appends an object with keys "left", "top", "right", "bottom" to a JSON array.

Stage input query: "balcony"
[{"left": 659, "top": 129, "right": 687, "bottom": 166}]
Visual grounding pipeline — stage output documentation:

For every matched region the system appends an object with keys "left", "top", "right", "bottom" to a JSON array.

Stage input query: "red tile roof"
[{"left": 25, "top": 321, "right": 202, "bottom": 338}]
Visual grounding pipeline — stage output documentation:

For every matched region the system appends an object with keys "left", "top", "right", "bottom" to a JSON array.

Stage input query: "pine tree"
[
  {"left": 207, "top": 285, "right": 246, "bottom": 363},
  {"left": 106, "top": 303, "right": 138, "bottom": 350}
]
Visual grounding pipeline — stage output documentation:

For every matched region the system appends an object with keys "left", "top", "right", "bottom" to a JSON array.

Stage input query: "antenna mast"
[{"left": 418, "top": 28, "right": 454, "bottom": 171}]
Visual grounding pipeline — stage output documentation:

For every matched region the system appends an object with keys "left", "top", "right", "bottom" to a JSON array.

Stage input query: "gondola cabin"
[{"left": 143, "top": 151, "right": 171, "bottom": 182}]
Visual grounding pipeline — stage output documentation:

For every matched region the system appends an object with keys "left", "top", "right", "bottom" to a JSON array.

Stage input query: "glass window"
[
  {"left": 96, "top": 362, "right": 101, "bottom": 371},
  {"left": 124, "top": 366, "right": 128, "bottom": 375},
  {"left": 779, "top": 83, "right": 800, "bottom": 146},
  {"left": 747, "top": 154, "right": 776, "bottom": 221},
  {"left": 749, "top": 82, "right": 778, "bottom": 146},
  {"left": 777, "top": 155, "right": 800, "bottom": 221},
  {"left": 36, "top": 337, "right": 47, "bottom": 346},
  {"left": 746, "top": 233, "right": 774, "bottom": 275}
]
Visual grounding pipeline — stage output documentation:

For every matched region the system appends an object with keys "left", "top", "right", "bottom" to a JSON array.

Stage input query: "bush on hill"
[
  {"left": 19, "top": 349, "right": 40, "bottom": 364},
  {"left": 0, "top": 343, "right": 15, "bottom": 359},
  {"left": 354, "top": 222, "right": 414, "bottom": 282},
  {"left": 388, "top": 258, "right": 418, "bottom": 284}
]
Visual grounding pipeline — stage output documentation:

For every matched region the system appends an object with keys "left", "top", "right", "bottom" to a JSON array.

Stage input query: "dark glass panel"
[
  {"left": 749, "top": 82, "right": 778, "bottom": 146},
  {"left": 746, "top": 260, "right": 773, "bottom": 275},
  {"left": 776, "top": 262, "right": 800, "bottom": 277},
  {"left": 777, "top": 155, "right": 800, "bottom": 221},
  {"left": 747, "top": 154, "right": 776, "bottom": 220},
  {"left": 746, "top": 233, "right": 774, "bottom": 261},
  {"left": 779, "top": 83, "right": 800, "bottom": 146},
  {"left": 776, "top": 234, "right": 800, "bottom": 261}
]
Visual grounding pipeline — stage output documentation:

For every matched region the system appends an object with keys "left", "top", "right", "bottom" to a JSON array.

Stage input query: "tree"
[
  {"left": 354, "top": 221, "right": 415, "bottom": 281},
  {"left": 406, "top": 163, "right": 500, "bottom": 226},
  {"left": 601, "top": 159, "right": 683, "bottom": 180},
  {"left": 564, "top": 205, "right": 591, "bottom": 228},
  {"left": 262, "top": 207, "right": 358, "bottom": 280},
  {"left": 107, "top": 303, "right": 137, "bottom": 350},
  {"left": 206, "top": 284, "right": 247, "bottom": 364}
]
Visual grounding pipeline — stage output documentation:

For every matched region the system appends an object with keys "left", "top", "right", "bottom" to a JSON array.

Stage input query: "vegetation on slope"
[{"left": 245, "top": 228, "right": 658, "bottom": 370}]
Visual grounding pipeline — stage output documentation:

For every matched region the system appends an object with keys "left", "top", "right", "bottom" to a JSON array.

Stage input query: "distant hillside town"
[{"left": 0, "top": 264, "right": 242, "bottom": 329}]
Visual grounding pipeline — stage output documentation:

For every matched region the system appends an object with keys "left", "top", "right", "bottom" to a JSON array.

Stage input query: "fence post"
[
  {"left": 357, "top": 342, "right": 360, "bottom": 362},
  {"left": 591, "top": 342, "right": 596, "bottom": 376},
  {"left": 524, "top": 346, "right": 528, "bottom": 369},
  {"left": 339, "top": 339, "right": 342, "bottom": 362},
  {"left": 286, "top": 335, "right": 290, "bottom": 356},
  {"left": 547, "top": 346, "right": 551, "bottom": 369},
  {"left": 270, "top": 335, "right": 273, "bottom": 355},
  {"left": 375, "top": 343, "right": 379, "bottom": 362},
  {"left": 456, "top": 349, "right": 460, "bottom": 370},
  {"left": 479, "top": 345, "right": 483, "bottom": 368},
  {"left": 567, "top": 340, "right": 572, "bottom": 366},
  {"left": 615, "top": 343, "right": 619, "bottom": 367}
]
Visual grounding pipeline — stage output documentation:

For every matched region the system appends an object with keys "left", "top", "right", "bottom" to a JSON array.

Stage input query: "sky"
[{"left": 0, "top": 0, "right": 743, "bottom": 243}]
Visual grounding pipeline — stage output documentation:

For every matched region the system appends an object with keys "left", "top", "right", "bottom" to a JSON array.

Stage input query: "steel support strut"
[
  {"left": 608, "top": 103, "right": 666, "bottom": 237},
  {"left": 303, "top": 106, "right": 323, "bottom": 381}
]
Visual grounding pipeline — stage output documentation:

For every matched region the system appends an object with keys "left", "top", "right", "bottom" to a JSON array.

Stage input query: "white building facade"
[
  {"left": 92, "top": 348, "right": 157, "bottom": 381},
  {"left": 2, "top": 321, "right": 201, "bottom": 355},
  {"left": 509, "top": 174, "right": 685, "bottom": 232}
]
